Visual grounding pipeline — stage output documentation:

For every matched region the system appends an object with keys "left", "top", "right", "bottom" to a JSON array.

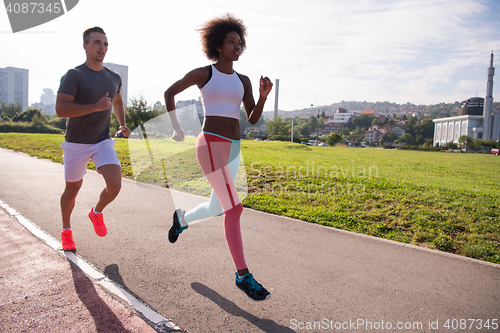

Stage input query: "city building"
[
  {"left": 0, "top": 66, "right": 29, "bottom": 111},
  {"left": 104, "top": 63, "right": 128, "bottom": 105},
  {"left": 40, "top": 88, "right": 55, "bottom": 105},
  {"left": 365, "top": 128, "right": 384, "bottom": 143},
  {"left": 390, "top": 126, "right": 405, "bottom": 138},
  {"left": 368, "top": 124, "right": 390, "bottom": 135},
  {"left": 176, "top": 98, "right": 204, "bottom": 120},
  {"left": 38, "top": 88, "right": 56, "bottom": 115},
  {"left": 433, "top": 53, "right": 500, "bottom": 145},
  {"left": 331, "top": 108, "right": 361, "bottom": 125}
]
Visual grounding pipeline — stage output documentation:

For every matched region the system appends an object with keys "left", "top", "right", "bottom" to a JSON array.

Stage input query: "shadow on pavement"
[
  {"left": 69, "top": 261, "right": 134, "bottom": 333},
  {"left": 103, "top": 263, "right": 143, "bottom": 301},
  {"left": 191, "top": 282, "right": 295, "bottom": 333}
]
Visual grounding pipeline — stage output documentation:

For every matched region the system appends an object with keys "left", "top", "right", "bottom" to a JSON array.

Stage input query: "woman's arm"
[
  {"left": 164, "top": 67, "right": 209, "bottom": 141},
  {"left": 241, "top": 75, "right": 273, "bottom": 125}
]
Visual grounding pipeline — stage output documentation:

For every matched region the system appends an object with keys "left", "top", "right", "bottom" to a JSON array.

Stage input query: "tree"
[
  {"left": 399, "top": 133, "right": 415, "bottom": 145},
  {"left": 352, "top": 114, "right": 375, "bottom": 129},
  {"left": 247, "top": 131, "right": 256, "bottom": 140},
  {"left": 325, "top": 132, "right": 342, "bottom": 147},
  {"left": 240, "top": 108, "right": 265, "bottom": 133},
  {"left": 443, "top": 141, "right": 457, "bottom": 150},
  {"left": 340, "top": 127, "right": 350, "bottom": 136},
  {"left": 125, "top": 97, "right": 154, "bottom": 130},
  {"left": 308, "top": 115, "right": 317, "bottom": 129},
  {"left": 458, "top": 135, "right": 473, "bottom": 150},
  {"left": 266, "top": 116, "right": 290, "bottom": 140},
  {"left": 476, "top": 139, "right": 497, "bottom": 152},
  {"left": 0, "top": 102, "right": 22, "bottom": 120},
  {"left": 298, "top": 122, "right": 312, "bottom": 139},
  {"left": 318, "top": 116, "right": 325, "bottom": 128},
  {"left": 407, "top": 115, "right": 417, "bottom": 126},
  {"left": 413, "top": 119, "right": 434, "bottom": 144},
  {"left": 383, "top": 131, "right": 398, "bottom": 143},
  {"left": 239, "top": 109, "right": 250, "bottom": 133},
  {"left": 111, "top": 97, "right": 166, "bottom": 137}
]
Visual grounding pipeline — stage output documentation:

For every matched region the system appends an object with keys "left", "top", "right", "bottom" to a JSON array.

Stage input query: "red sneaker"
[
  {"left": 88, "top": 207, "right": 107, "bottom": 237},
  {"left": 61, "top": 229, "right": 76, "bottom": 251}
]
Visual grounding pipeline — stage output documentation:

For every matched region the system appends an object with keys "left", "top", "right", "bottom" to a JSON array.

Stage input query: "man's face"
[{"left": 84, "top": 32, "right": 108, "bottom": 62}]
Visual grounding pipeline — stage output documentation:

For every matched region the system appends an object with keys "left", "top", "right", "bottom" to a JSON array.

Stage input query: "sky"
[{"left": 1, "top": 0, "right": 500, "bottom": 112}]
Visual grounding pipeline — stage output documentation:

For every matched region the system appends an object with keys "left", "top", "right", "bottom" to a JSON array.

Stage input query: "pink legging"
[{"left": 194, "top": 132, "right": 246, "bottom": 270}]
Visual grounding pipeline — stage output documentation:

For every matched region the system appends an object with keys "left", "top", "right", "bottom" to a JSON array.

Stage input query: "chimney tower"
[{"left": 482, "top": 52, "right": 495, "bottom": 140}]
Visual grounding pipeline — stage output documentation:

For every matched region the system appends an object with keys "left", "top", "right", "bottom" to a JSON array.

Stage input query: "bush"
[
  {"left": 48, "top": 117, "right": 67, "bottom": 130},
  {"left": 325, "top": 132, "right": 342, "bottom": 147},
  {"left": 0, "top": 121, "right": 63, "bottom": 134},
  {"left": 17, "top": 108, "right": 47, "bottom": 123}
]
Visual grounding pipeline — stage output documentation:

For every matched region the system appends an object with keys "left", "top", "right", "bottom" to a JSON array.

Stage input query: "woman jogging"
[{"left": 164, "top": 14, "right": 273, "bottom": 301}]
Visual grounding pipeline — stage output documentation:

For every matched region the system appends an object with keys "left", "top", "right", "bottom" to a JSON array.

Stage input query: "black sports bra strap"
[{"left": 200, "top": 65, "right": 212, "bottom": 89}]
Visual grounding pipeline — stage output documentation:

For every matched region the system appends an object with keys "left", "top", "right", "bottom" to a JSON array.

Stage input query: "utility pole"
[
  {"left": 317, "top": 107, "right": 320, "bottom": 141},
  {"left": 274, "top": 79, "right": 279, "bottom": 120}
]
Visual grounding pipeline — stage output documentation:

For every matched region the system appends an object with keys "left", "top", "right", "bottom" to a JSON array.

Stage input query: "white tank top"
[{"left": 200, "top": 65, "right": 244, "bottom": 119}]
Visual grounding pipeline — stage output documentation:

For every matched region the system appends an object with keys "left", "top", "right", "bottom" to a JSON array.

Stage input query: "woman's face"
[{"left": 218, "top": 31, "right": 243, "bottom": 61}]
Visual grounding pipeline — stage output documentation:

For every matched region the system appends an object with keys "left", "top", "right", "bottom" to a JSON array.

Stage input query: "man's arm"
[
  {"left": 112, "top": 92, "right": 130, "bottom": 137},
  {"left": 55, "top": 92, "right": 112, "bottom": 118}
]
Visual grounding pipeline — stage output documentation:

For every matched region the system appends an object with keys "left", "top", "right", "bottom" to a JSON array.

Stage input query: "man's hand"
[
  {"left": 94, "top": 92, "right": 112, "bottom": 111},
  {"left": 119, "top": 125, "right": 130, "bottom": 138}
]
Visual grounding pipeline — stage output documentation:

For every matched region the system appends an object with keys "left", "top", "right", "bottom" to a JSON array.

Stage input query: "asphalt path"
[{"left": 0, "top": 147, "right": 499, "bottom": 333}]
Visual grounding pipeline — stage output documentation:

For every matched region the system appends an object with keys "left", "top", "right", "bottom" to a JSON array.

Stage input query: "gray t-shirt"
[{"left": 58, "top": 63, "right": 122, "bottom": 144}]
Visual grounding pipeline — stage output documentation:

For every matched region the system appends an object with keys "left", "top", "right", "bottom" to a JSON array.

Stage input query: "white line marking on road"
[{"left": 0, "top": 199, "right": 182, "bottom": 332}]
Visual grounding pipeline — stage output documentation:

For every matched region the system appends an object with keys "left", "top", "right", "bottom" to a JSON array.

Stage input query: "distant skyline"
[{"left": 1, "top": 0, "right": 500, "bottom": 111}]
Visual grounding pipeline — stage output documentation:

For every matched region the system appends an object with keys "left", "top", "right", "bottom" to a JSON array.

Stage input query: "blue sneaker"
[
  {"left": 235, "top": 272, "right": 271, "bottom": 301},
  {"left": 168, "top": 209, "right": 188, "bottom": 243}
]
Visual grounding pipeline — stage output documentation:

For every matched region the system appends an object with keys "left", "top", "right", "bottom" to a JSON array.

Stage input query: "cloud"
[
  {"left": 456, "top": 79, "right": 485, "bottom": 93},
  {"left": 4, "top": 0, "right": 499, "bottom": 110}
]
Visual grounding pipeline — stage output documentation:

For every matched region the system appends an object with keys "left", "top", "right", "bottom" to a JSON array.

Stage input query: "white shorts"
[{"left": 61, "top": 139, "right": 121, "bottom": 183}]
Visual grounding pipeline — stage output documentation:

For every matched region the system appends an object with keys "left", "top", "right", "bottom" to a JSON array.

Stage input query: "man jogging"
[{"left": 56, "top": 27, "right": 130, "bottom": 250}]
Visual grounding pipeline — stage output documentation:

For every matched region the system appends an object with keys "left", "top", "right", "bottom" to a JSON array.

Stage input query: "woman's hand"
[
  {"left": 259, "top": 76, "right": 273, "bottom": 98},
  {"left": 172, "top": 126, "right": 185, "bottom": 142}
]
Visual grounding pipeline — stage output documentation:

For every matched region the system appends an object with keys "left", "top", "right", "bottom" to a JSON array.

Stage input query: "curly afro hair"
[{"left": 197, "top": 13, "right": 247, "bottom": 62}]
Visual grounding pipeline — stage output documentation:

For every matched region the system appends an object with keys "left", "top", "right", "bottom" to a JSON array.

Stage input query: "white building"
[
  {"left": 332, "top": 108, "right": 361, "bottom": 124},
  {"left": 0, "top": 66, "right": 29, "bottom": 111},
  {"left": 40, "top": 88, "right": 55, "bottom": 105},
  {"left": 365, "top": 128, "right": 384, "bottom": 143},
  {"left": 104, "top": 63, "right": 128, "bottom": 106},
  {"left": 177, "top": 98, "right": 204, "bottom": 120},
  {"left": 390, "top": 126, "right": 405, "bottom": 138},
  {"left": 38, "top": 88, "right": 56, "bottom": 115},
  {"left": 433, "top": 53, "right": 499, "bottom": 146}
]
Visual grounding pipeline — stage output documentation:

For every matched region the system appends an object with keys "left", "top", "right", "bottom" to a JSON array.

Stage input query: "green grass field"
[{"left": 1, "top": 133, "right": 499, "bottom": 264}]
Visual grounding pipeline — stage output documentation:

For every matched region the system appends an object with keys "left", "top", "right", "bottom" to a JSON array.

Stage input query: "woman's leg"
[{"left": 193, "top": 133, "right": 247, "bottom": 270}]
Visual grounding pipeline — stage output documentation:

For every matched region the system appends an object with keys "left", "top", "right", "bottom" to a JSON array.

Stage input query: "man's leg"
[
  {"left": 61, "top": 179, "right": 83, "bottom": 229},
  {"left": 94, "top": 164, "right": 122, "bottom": 212}
]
